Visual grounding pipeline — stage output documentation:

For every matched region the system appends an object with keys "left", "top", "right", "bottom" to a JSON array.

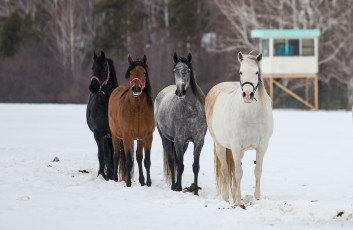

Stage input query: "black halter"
[
  {"left": 239, "top": 74, "right": 262, "bottom": 100},
  {"left": 240, "top": 80, "right": 259, "bottom": 93}
]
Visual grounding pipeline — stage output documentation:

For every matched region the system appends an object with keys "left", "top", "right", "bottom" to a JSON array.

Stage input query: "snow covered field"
[{"left": 0, "top": 103, "right": 353, "bottom": 230}]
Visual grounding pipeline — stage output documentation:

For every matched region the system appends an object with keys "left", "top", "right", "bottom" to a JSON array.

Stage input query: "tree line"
[{"left": 0, "top": 0, "right": 352, "bottom": 108}]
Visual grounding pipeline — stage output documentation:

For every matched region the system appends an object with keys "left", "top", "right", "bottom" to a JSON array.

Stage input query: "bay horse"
[
  {"left": 155, "top": 53, "right": 207, "bottom": 195},
  {"left": 108, "top": 55, "right": 155, "bottom": 187},
  {"left": 86, "top": 51, "right": 118, "bottom": 180},
  {"left": 205, "top": 52, "right": 273, "bottom": 205}
]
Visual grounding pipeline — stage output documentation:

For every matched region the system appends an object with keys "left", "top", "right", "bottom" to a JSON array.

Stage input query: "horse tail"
[
  {"left": 118, "top": 140, "right": 134, "bottom": 183},
  {"left": 214, "top": 144, "right": 234, "bottom": 197},
  {"left": 225, "top": 148, "right": 234, "bottom": 194},
  {"left": 163, "top": 142, "right": 177, "bottom": 184}
]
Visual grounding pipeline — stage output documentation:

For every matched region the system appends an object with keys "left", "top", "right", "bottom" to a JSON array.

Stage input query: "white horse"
[{"left": 205, "top": 52, "right": 273, "bottom": 205}]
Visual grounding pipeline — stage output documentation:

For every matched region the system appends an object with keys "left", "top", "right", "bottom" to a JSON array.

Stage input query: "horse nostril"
[
  {"left": 250, "top": 92, "right": 254, "bottom": 98},
  {"left": 242, "top": 92, "right": 246, "bottom": 98},
  {"left": 132, "top": 86, "right": 136, "bottom": 92},
  {"left": 137, "top": 87, "right": 141, "bottom": 92},
  {"left": 182, "top": 89, "right": 186, "bottom": 95}
]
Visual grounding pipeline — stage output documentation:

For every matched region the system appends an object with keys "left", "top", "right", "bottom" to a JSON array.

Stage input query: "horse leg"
[
  {"left": 254, "top": 145, "right": 267, "bottom": 200},
  {"left": 108, "top": 137, "right": 114, "bottom": 179},
  {"left": 136, "top": 140, "right": 145, "bottom": 186},
  {"left": 183, "top": 142, "right": 189, "bottom": 154},
  {"left": 94, "top": 132, "right": 106, "bottom": 180},
  {"left": 174, "top": 141, "right": 185, "bottom": 191},
  {"left": 112, "top": 136, "right": 121, "bottom": 182},
  {"left": 232, "top": 147, "right": 244, "bottom": 206},
  {"left": 143, "top": 134, "right": 153, "bottom": 187},
  {"left": 231, "top": 150, "right": 244, "bottom": 202},
  {"left": 161, "top": 136, "right": 176, "bottom": 190},
  {"left": 192, "top": 138, "right": 204, "bottom": 195},
  {"left": 123, "top": 138, "right": 134, "bottom": 187},
  {"left": 215, "top": 142, "right": 229, "bottom": 202},
  {"left": 102, "top": 136, "right": 113, "bottom": 180}
]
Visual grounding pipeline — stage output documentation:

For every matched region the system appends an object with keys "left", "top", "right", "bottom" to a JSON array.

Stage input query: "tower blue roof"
[{"left": 251, "top": 29, "right": 321, "bottom": 38}]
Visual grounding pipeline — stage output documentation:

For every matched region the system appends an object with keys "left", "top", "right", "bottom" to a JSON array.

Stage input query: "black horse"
[{"left": 86, "top": 51, "right": 118, "bottom": 180}]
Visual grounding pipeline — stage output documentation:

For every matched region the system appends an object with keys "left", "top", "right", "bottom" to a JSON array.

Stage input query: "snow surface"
[{"left": 0, "top": 103, "right": 353, "bottom": 230}]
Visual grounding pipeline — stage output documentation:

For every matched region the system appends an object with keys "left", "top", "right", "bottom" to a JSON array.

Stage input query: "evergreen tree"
[
  {"left": 93, "top": 0, "right": 144, "bottom": 59},
  {"left": 0, "top": 11, "right": 22, "bottom": 56},
  {"left": 168, "top": 0, "right": 199, "bottom": 46}
]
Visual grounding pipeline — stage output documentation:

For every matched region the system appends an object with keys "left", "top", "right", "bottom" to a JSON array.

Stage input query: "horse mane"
[
  {"left": 242, "top": 54, "right": 270, "bottom": 107},
  {"left": 107, "top": 58, "right": 118, "bottom": 88},
  {"left": 124, "top": 60, "right": 153, "bottom": 107},
  {"left": 175, "top": 58, "right": 205, "bottom": 104}
]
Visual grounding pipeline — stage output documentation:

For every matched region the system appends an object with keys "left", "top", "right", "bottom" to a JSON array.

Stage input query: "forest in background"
[{"left": 0, "top": 0, "right": 352, "bottom": 109}]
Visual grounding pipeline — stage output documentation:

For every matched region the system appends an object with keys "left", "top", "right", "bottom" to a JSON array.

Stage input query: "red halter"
[
  {"left": 91, "top": 63, "right": 110, "bottom": 94},
  {"left": 130, "top": 78, "right": 145, "bottom": 91}
]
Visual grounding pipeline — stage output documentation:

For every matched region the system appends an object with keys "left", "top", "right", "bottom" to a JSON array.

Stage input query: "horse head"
[
  {"left": 90, "top": 51, "right": 110, "bottom": 94},
  {"left": 126, "top": 55, "right": 148, "bottom": 98},
  {"left": 238, "top": 52, "right": 263, "bottom": 103},
  {"left": 173, "top": 52, "right": 192, "bottom": 99}
]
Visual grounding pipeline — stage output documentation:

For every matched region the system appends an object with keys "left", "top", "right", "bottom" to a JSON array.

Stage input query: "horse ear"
[
  {"left": 93, "top": 51, "right": 97, "bottom": 60},
  {"left": 142, "top": 54, "right": 147, "bottom": 65},
  {"left": 173, "top": 52, "right": 178, "bottom": 64},
  {"left": 101, "top": 51, "right": 105, "bottom": 60},
  {"left": 237, "top": 51, "right": 243, "bottom": 63},
  {"left": 187, "top": 53, "right": 192, "bottom": 63},
  {"left": 128, "top": 55, "right": 133, "bottom": 66},
  {"left": 256, "top": 53, "right": 262, "bottom": 62}
]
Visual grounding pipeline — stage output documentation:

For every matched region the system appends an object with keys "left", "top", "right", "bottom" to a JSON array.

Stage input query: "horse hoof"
[
  {"left": 146, "top": 180, "right": 151, "bottom": 187},
  {"left": 171, "top": 184, "right": 177, "bottom": 191},
  {"left": 106, "top": 172, "right": 114, "bottom": 180},
  {"left": 175, "top": 186, "right": 182, "bottom": 192},
  {"left": 126, "top": 181, "right": 131, "bottom": 187},
  {"left": 98, "top": 172, "right": 108, "bottom": 180},
  {"left": 139, "top": 179, "right": 146, "bottom": 186}
]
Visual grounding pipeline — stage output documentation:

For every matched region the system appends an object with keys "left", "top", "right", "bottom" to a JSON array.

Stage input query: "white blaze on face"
[
  {"left": 240, "top": 59, "right": 259, "bottom": 103},
  {"left": 176, "top": 77, "right": 185, "bottom": 88},
  {"left": 174, "top": 62, "right": 190, "bottom": 98}
]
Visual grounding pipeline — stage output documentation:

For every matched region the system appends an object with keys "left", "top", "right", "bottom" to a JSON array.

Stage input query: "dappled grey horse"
[{"left": 154, "top": 53, "right": 207, "bottom": 195}]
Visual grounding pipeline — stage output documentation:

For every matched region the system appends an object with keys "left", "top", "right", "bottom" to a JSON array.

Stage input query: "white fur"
[{"left": 209, "top": 56, "right": 273, "bottom": 205}]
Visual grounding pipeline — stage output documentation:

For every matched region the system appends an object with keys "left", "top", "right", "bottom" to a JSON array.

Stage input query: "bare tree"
[
  {"left": 213, "top": 0, "right": 353, "bottom": 90},
  {"left": 45, "top": 0, "right": 97, "bottom": 77}
]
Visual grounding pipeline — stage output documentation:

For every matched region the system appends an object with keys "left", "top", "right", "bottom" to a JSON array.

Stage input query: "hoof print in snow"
[
  {"left": 16, "top": 196, "right": 30, "bottom": 201},
  {"left": 231, "top": 204, "right": 246, "bottom": 210},
  {"left": 79, "top": 170, "right": 89, "bottom": 174},
  {"left": 52, "top": 157, "right": 60, "bottom": 162},
  {"left": 336, "top": 211, "right": 344, "bottom": 217},
  {"left": 333, "top": 211, "right": 353, "bottom": 220},
  {"left": 311, "top": 200, "right": 319, "bottom": 202},
  {"left": 242, "top": 195, "right": 254, "bottom": 205},
  {"left": 47, "top": 165, "right": 52, "bottom": 167}
]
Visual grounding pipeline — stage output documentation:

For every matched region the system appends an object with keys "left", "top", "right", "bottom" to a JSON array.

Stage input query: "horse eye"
[
  {"left": 143, "top": 72, "right": 146, "bottom": 75},
  {"left": 256, "top": 71, "right": 259, "bottom": 75},
  {"left": 239, "top": 72, "right": 242, "bottom": 75}
]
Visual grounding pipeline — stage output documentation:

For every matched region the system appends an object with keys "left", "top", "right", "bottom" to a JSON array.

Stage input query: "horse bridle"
[
  {"left": 130, "top": 78, "right": 146, "bottom": 91},
  {"left": 91, "top": 62, "right": 110, "bottom": 94},
  {"left": 239, "top": 71, "right": 262, "bottom": 100}
]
